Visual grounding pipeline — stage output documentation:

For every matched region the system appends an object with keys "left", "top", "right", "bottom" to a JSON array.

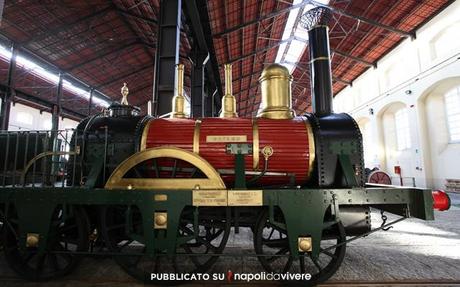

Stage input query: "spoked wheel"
[
  {"left": 177, "top": 206, "right": 231, "bottom": 272},
  {"left": 254, "top": 208, "right": 346, "bottom": 286},
  {"left": 2, "top": 205, "right": 89, "bottom": 281},
  {"left": 101, "top": 205, "right": 230, "bottom": 284},
  {"left": 101, "top": 205, "right": 187, "bottom": 285}
]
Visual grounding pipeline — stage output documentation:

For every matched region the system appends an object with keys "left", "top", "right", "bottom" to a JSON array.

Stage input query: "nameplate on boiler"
[
  {"left": 192, "top": 189, "right": 227, "bottom": 206},
  {"left": 206, "top": 135, "right": 247, "bottom": 143}
]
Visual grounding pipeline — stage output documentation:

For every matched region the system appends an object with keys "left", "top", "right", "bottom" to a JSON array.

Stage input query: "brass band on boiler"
[
  {"left": 252, "top": 118, "right": 260, "bottom": 170},
  {"left": 193, "top": 119, "right": 202, "bottom": 154}
]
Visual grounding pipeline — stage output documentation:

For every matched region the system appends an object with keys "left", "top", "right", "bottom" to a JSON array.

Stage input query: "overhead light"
[{"left": 0, "top": 43, "right": 110, "bottom": 108}]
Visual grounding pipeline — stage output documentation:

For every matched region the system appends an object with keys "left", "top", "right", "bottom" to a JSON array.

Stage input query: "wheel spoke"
[
  {"left": 262, "top": 238, "right": 288, "bottom": 248},
  {"left": 310, "top": 255, "right": 322, "bottom": 271},
  {"left": 299, "top": 256, "right": 306, "bottom": 273},
  {"left": 49, "top": 253, "right": 60, "bottom": 271},
  {"left": 320, "top": 248, "right": 338, "bottom": 259}
]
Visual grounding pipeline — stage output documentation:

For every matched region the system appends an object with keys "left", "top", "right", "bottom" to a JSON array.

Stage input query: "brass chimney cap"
[{"left": 259, "top": 63, "right": 292, "bottom": 82}]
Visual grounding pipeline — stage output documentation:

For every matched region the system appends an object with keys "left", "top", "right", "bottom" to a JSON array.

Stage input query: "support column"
[
  {"left": 191, "top": 50, "right": 208, "bottom": 117},
  {"left": 88, "top": 88, "right": 94, "bottom": 116},
  {"left": 153, "top": 0, "right": 182, "bottom": 117},
  {"left": 52, "top": 73, "right": 63, "bottom": 133},
  {"left": 1, "top": 44, "right": 18, "bottom": 130},
  {"left": 204, "top": 85, "right": 215, "bottom": 117}
]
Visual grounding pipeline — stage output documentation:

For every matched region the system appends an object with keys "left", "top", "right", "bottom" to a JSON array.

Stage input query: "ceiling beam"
[
  {"left": 332, "top": 49, "right": 376, "bottom": 67},
  {"left": 114, "top": 5, "right": 155, "bottom": 62},
  {"left": 95, "top": 65, "right": 152, "bottom": 89},
  {"left": 22, "top": 5, "right": 114, "bottom": 45},
  {"left": 332, "top": 76, "right": 352, "bottom": 86},
  {"left": 116, "top": 7, "right": 158, "bottom": 25},
  {"left": 311, "top": 0, "right": 415, "bottom": 39},
  {"left": 67, "top": 41, "right": 141, "bottom": 71},
  {"left": 213, "top": 0, "right": 311, "bottom": 37},
  {"left": 226, "top": 36, "right": 306, "bottom": 65},
  {"left": 0, "top": 83, "right": 86, "bottom": 120},
  {"left": 281, "top": 60, "right": 352, "bottom": 86}
]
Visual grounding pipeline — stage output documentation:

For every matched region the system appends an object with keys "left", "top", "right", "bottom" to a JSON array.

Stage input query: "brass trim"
[
  {"left": 193, "top": 119, "right": 202, "bottom": 154},
  {"left": 309, "top": 56, "right": 330, "bottom": 64},
  {"left": 120, "top": 83, "right": 129, "bottom": 105},
  {"left": 206, "top": 135, "right": 247, "bottom": 143},
  {"left": 252, "top": 118, "right": 259, "bottom": 170},
  {"left": 154, "top": 212, "right": 167, "bottom": 229},
  {"left": 304, "top": 117, "right": 316, "bottom": 180},
  {"left": 228, "top": 190, "right": 263, "bottom": 206},
  {"left": 298, "top": 237, "right": 312, "bottom": 252},
  {"left": 193, "top": 189, "right": 228, "bottom": 206},
  {"left": 219, "top": 64, "right": 238, "bottom": 118},
  {"left": 261, "top": 146, "right": 274, "bottom": 160},
  {"left": 154, "top": 194, "right": 168, "bottom": 201},
  {"left": 140, "top": 119, "right": 152, "bottom": 151},
  {"left": 26, "top": 233, "right": 40, "bottom": 248},
  {"left": 171, "top": 64, "right": 186, "bottom": 118},
  {"left": 21, "top": 151, "right": 76, "bottom": 184},
  {"left": 257, "top": 63, "right": 295, "bottom": 119},
  {"left": 105, "top": 147, "right": 226, "bottom": 190}
]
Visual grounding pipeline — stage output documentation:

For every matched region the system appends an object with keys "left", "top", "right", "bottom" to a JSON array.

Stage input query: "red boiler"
[{"left": 140, "top": 116, "right": 315, "bottom": 187}]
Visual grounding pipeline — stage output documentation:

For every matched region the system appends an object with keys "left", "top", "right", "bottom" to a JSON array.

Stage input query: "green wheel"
[
  {"left": 254, "top": 208, "right": 346, "bottom": 286},
  {"left": 2, "top": 205, "right": 89, "bottom": 281}
]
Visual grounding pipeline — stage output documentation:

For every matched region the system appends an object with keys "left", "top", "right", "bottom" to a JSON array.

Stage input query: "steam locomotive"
[{"left": 0, "top": 7, "right": 450, "bottom": 286}]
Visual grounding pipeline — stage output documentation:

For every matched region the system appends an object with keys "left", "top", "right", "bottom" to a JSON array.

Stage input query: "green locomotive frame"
[{"left": 0, "top": 185, "right": 433, "bottom": 257}]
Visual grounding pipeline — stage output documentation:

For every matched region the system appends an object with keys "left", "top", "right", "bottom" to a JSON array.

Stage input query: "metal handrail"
[{"left": 20, "top": 151, "right": 76, "bottom": 185}]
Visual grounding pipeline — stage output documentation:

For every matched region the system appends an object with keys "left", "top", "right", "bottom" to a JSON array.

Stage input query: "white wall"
[
  {"left": 333, "top": 1, "right": 460, "bottom": 189},
  {"left": 7, "top": 103, "right": 79, "bottom": 131}
]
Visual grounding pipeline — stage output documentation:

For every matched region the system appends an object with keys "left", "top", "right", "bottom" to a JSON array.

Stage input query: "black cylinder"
[{"left": 308, "top": 26, "right": 333, "bottom": 116}]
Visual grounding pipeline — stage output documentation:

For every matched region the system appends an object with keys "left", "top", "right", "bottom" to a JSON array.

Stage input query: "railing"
[
  {"left": 0, "top": 129, "right": 80, "bottom": 188},
  {"left": 391, "top": 176, "right": 416, "bottom": 187}
]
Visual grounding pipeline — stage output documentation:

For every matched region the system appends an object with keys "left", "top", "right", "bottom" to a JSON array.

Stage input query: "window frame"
[
  {"left": 444, "top": 86, "right": 460, "bottom": 144},
  {"left": 394, "top": 108, "right": 411, "bottom": 151}
]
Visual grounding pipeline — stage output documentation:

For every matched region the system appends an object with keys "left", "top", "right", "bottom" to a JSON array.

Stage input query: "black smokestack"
[{"left": 301, "top": 7, "right": 333, "bottom": 116}]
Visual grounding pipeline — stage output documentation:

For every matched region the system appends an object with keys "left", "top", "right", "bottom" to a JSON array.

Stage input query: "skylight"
[
  {"left": 0, "top": 43, "right": 110, "bottom": 108},
  {"left": 275, "top": 0, "right": 330, "bottom": 72}
]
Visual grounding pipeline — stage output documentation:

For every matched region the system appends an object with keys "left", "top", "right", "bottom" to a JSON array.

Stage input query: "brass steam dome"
[{"left": 257, "top": 63, "right": 295, "bottom": 119}]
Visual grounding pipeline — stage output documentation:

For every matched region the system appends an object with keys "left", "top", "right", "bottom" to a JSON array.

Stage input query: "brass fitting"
[
  {"left": 219, "top": 64, "right": 238, "bottom": 118},
  {"left": 154, "top": 212, "right": 168, "bottom": 229},
  {"left": 171, "top": 64, "right": 186, "bottom": 118},
  {"left": 26, "top": 233, "right": 40, "bottom": 248},
  {"left": 298, "top": 237, "right": 312, "bottom": 252},
  {"left": 257, "top": 64, "right": 295, "bottom": 119}
]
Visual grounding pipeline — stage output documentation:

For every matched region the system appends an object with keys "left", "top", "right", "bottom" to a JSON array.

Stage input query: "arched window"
[
  {"left": 394, "top": 108, "right": 411, "bottom": 150},
  {"left": 444, "top": 86, "right": 460, "bottom": 142}
]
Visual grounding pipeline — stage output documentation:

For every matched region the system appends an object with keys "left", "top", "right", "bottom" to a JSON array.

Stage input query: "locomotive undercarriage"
[{"left": 0, "top": 180, "right": 434, "bottom": 285}]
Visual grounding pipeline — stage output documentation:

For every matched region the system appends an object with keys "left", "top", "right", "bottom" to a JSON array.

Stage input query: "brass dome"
[
  {"left": 259, "top": 63, "right": 292, "bottom": 82},
  {"left": 257, "top": 63, "right": 295, "bottom": 119}
]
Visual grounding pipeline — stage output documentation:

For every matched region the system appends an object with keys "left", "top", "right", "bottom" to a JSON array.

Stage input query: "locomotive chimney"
[
  {"left": 257, "top": 63, "right": 295, "bottom": 119},
  {"left": 301, "top": 7, "right": 333, "bottom": 116},
  {"left": 220, "top": 64, "right": 238, "bottom": 118},
  {"left": 171, "top": 64, "right": 186, "bottom": 118}
]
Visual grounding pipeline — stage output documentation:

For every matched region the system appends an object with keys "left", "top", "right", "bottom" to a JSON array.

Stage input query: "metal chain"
[{"left": 380, "top": 210, "right": 393, "bottom": 231}]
